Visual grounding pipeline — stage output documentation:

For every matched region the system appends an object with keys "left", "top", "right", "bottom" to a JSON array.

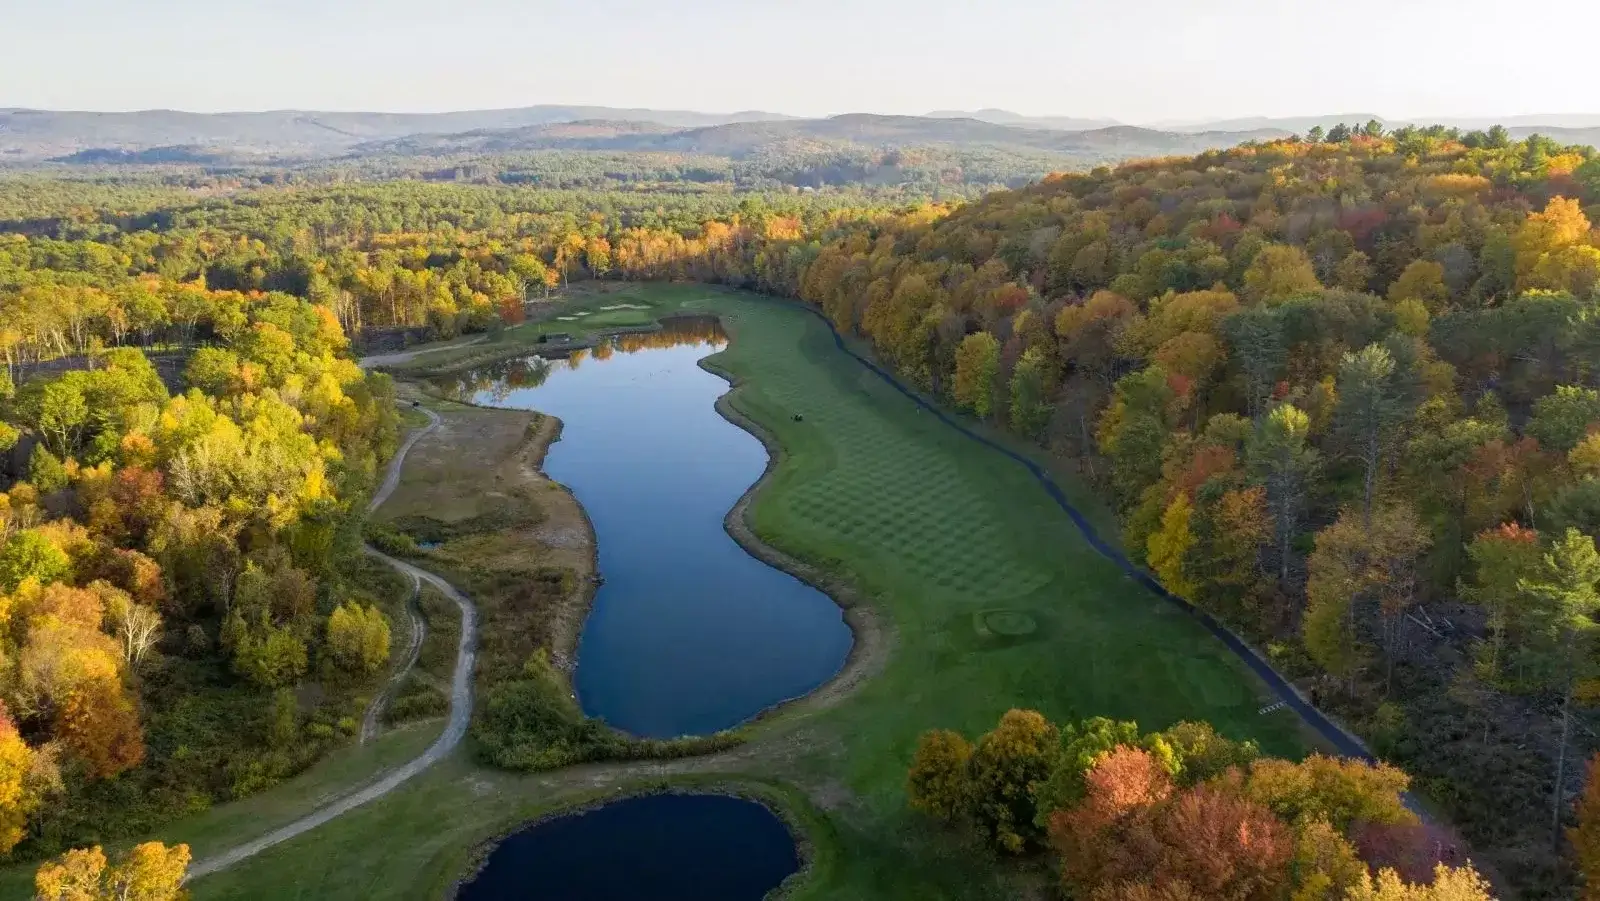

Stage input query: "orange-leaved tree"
[{"left": 1571, "top": 752, "right": 1600, "bottom": 900}]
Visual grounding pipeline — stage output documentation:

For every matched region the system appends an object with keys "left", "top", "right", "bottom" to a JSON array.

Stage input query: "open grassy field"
[{"left": 26, "top": 283, "right": 1306, "bottom": 900}]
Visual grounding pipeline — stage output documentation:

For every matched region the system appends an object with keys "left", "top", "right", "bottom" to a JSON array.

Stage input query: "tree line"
[{"left": 0, "top": 285, "right": 399, "bottom": 871}]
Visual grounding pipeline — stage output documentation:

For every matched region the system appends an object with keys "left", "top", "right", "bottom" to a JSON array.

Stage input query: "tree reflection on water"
[{"left": 428, "top": 316, "right": 727, "bottom": 404}]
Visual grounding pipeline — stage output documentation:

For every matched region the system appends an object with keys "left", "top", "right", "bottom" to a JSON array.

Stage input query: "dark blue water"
[
  {"left": 454, "top": 321, "right": 852, "bottom": 737},
  {"left": 457, "top": 793, "right": 800, "bottom": 901}
]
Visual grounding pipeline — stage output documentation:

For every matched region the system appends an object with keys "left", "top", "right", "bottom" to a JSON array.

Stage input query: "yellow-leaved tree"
[
  {"left": 34, "top": 841, "right": 190, "bottom": 901},
  {"left": 326, "top": 602, "right": 392, "bottom": 675},
  {"left": 1344, "top": 863, "right": 1495, "bottom": 900},
  {"left": 905, "top": 729, "right": 974, "bottom": 823},
  {"left": 1146, "top": 492, "right": 1198, "bottom": 598},
  {"left": 0, "top": 701, "right": 52, "bottom": 854},
  {"left": 1303, "top": 504, "right": 1430, "bottom": 686}
]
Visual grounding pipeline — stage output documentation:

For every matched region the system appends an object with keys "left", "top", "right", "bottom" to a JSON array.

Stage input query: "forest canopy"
[{"left": 3, "top": 124, "right": 1600, "bottom": 896}]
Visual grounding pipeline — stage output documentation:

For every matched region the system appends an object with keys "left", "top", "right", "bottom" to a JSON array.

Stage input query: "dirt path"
[
  {"left": 361, "top": 404, "right": 442, "bottom": 744},
  {"left": 360, "top": 567, "right": 423, "bottom": 745},
  {"left": 187, "top": 407, "right": 481, "bottom": 881},
  {"left": 357, "top": 336, "right": 487, "bottom": 370}
]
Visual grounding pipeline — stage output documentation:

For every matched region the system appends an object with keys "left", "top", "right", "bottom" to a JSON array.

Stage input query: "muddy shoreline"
[{"left": 519, "top": 413, "right": 601, "bottom": 675}]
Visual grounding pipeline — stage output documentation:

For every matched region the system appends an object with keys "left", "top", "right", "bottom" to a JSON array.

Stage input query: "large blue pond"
[
  {"left": 456, "top": 793, "right": 800, "bottom": 900},
  {"left": 440, "top": 319, "right": 852, "bottom": 738}
]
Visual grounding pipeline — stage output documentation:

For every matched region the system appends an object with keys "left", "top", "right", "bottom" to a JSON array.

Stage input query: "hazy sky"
[{"left": 4, "top": 0, "right": 1593, "bottom": 123}]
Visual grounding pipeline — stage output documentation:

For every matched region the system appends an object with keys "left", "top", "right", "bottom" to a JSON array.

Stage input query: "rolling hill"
[
  {"left": 0, "top": 105, "right": 794, "bottom": 161},
  {"left": 349, "top": 114, "right": 1289, "bottom": 160},
  {"left": 924, "top": 108, "right": 1121, "bottom": 131}
]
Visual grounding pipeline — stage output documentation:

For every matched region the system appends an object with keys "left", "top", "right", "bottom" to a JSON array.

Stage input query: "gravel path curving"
[
  {"left": 187, "top": 407, "right": 480, "bottom": 880},
  {"left": 359, "top": 565, "right": 423, "bottom": 746}
]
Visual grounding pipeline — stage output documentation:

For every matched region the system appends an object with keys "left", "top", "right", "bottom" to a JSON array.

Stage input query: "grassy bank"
[
  {"left": 377, "top": 285, "right": 670, "bottom": 375},
  {"left": 166, "top": 283, "right": 1307, "bottom": 899}
]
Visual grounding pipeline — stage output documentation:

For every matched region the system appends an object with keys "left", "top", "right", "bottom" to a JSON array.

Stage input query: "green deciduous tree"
[
  {"left": 231, "top": 623, "right": 308, "bottom": 689},
  {"left": 19, "top": 379, "right": 88, "bottom": 459},
  {"left": 1100, "top": 367, "right": 1176, "bottom": 508},
  {"left": 1033, "top": 717, "right": 1142, "bottom": 828},
  {"left": 1529, "top": 385, "right": 1600, "bottom": 454},
  {"left": 0, "top": 529, "right": 72, "bottom": 593},
  {"left": 1462, "top": 523, "right": 1544, "bottom": 684},
  {"left": 953, "top": 331, "right": 1001, "bottom": 418},
  {"left": 27, "top": 445, "right": 68, "bottom": 494},
  {"left": 1009, "top": 346, "right": 1053, "bottom": 438}
]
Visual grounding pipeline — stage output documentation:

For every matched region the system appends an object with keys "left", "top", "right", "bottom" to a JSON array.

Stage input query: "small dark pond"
[
  {"left": 456, "top": 793, "right": 800, "bottom": 901},
  {"left": 433, "top": 319, "right": 852, "bottom": 737}
]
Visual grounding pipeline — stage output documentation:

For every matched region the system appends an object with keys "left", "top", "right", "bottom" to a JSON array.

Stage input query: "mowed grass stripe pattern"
[{"left": 704, "top": 296, "right": 1304, "bottom": 794}]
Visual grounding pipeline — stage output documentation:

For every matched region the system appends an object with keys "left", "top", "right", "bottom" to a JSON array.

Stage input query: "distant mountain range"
[
  {"left": 0, "top": 105, "right": 796, "bottom": 161},
  {"left": 924, "top": 109, "right": 1120, "bottom": 132},
  {"left": 1145, "top": 113, "right": 1600, "bottom": 135},
  {"left": 935, "top": 109, "right": 1600, "bottom": 135},
  {"left": 348, "top": 114, "right": 1288, "bottom": 161},
  {"left": 4, "top": 104, "right": 1599, "bottom": 167}
]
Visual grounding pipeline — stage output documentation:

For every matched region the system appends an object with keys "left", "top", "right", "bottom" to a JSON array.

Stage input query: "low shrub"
[{"left": 473, "top": 651, "right": 742, "bottom": 771}]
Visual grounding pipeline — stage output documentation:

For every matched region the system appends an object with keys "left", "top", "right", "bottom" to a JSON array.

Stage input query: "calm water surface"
[
  {"left": 442, "top": 320, "right": 852, "bottom": 737},
  {"left": 456, "top": 793, "right": 800, "bottom": 901}
]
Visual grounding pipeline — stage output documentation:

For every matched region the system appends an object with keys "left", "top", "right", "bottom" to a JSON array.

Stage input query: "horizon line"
[{"left": 6, "top": 104, "right": 1600, "bottom": 129}]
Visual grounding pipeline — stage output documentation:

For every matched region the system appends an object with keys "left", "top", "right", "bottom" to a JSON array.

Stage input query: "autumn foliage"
[
  {"left": 5, "top": 125, "right": 1599, "bottom": 889},
  {"left": 909, "top": 710, "right": 1493, "bottom": 900},
  {"left": 1573, "top": 753, "right": 1600, "bottom": 900},
  {"left": 1, "top": 287, "right": 402, "bottom": 853},
  {"left": 761, "top": 134, "right": 1600, "bottom": 894},
  {"left": 34, "top": 841, "right": 189, "bottom": 901}
]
